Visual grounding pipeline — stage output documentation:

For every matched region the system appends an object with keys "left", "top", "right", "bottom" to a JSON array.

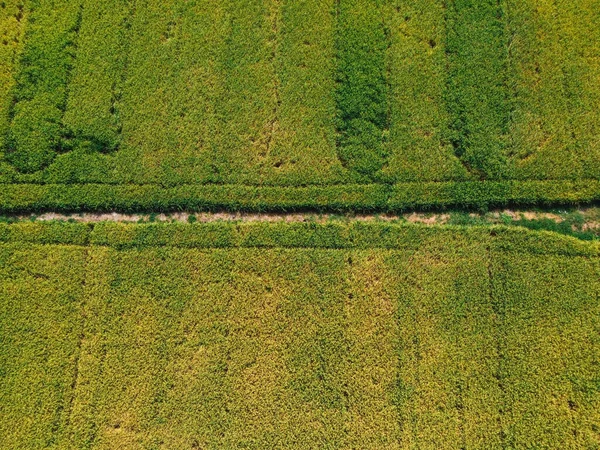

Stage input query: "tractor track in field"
[{"left": 6, "top": 207, "right": 600, "bottom": 235}]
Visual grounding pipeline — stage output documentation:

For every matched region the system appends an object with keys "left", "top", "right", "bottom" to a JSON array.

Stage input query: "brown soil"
[{"left": 17, "top": 207, "right": 600, "bottom": 233}]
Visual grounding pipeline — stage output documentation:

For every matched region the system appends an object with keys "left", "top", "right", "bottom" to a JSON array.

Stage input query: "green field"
[
  {"left": 1, "top": 1, "right": 599, "bottom": 447},
  {"left": 0, "top": 221, "right": 599, "bottom": 448},
  {"left": 0, "top": 0, "right": 599, "bottom": 211}
]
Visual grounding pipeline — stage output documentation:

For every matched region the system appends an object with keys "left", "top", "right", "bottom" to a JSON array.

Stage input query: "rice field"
[
  {"left": 1, "top": 221, "right": 599, "bottom": 448},
  {"left": 0, "top": 0, "right": 598, "bottom": 211},
  {"left": 1, "top": 1, "right": 599, "bottom": 447}
]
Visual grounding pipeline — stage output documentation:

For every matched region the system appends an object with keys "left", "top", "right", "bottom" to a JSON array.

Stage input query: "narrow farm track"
[{"left": 9, "top": 207, "right": 600, "bottom": 233}]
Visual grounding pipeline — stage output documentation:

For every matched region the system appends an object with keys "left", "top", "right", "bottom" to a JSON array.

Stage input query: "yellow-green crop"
[
  {"left": 0, "top": 0, "right": 598, "bottom": 211},
  {"left": 1, "top": 222, "right": 599, "bottom": 448}
]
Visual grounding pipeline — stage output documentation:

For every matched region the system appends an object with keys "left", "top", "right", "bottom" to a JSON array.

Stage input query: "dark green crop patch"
[
  {"left": 5, "top": 0, "right": 82, "bottom": 173},
  {"left": 444, "top": 0, "right": 511, "bottom": 179},
  {"left": 335, "top": 0, "right": 389, "bottom": 180},
  {"left": 0, "top": 222, "right": 599, "bottom": 448},
  {"left": 0, "top": 0, "right": 598, "bottom": 211}
]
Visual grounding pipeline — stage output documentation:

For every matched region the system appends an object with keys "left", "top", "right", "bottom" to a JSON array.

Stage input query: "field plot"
[
  {"left": 0, "top": 0, "right": 599, "bottom": 211},
  {"left": 0, "top": 221, "right": 599, "bottom": 448}
]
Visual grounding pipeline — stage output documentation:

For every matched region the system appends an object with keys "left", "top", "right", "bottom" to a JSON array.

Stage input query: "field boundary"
[
  {"left": 0, "top": 179, "right": 598, "bottom": 213},
  {"left": 0, "top": 222, "right": 597, "bottom": 257}
]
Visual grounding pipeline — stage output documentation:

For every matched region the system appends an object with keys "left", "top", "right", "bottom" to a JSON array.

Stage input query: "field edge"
[
  {"left": 0, "top": 221, "right": 597, "bottom": 257},
  {"left": 0, "top": 179, "right": 598, "bottom": 213}
]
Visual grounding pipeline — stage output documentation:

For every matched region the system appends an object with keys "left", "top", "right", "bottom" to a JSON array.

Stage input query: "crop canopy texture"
[
  {"left": 0, "top": 0, "right": 598, "bottom": 211},
  {"left": 1, "top": 221, "right": 599, "bottom": 448}
]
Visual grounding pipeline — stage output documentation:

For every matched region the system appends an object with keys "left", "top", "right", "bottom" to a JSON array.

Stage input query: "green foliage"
[
  {"left": 0, "top": 179, "right": 598, "bottom": 213},
  {"left": 0, "top": 0, "right": 598, "bottom": 210},
  {"left": 335, "top": 0, "right": 389, "bottom": 179},
  {"left": 511, "top": 217, "right": 597, "bottom": 241},
  {"left": 447, "top": 211, "right": 487, "bottom": 226},
  {"left": 0, "top": 222, "right": 599, "bottom": 447},
  {"left": 6, "top": 95, "right": 62, "bottom": 172},
  {"left": 5, "top": 0, "right": 82, "bottom": 173},
  {"left": 495, "top": 210, "right": 599, "bottom": 241},
  {"left": 445, "top": 0, "right": 511, "bottom": 179},
  {"left": 0, "top": 0, "right": 27, "bottom": 151}
]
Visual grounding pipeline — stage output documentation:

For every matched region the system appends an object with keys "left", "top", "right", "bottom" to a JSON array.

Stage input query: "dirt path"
[{"left": 12, "top": 207, "right": 599, "bottom": 234}]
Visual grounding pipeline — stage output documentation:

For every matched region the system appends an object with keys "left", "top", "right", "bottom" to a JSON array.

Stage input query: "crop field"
[
  {"left": 0, "top": 0, "right": 598, "bottom": 211},
  {"left": 1, "top": 0, "right": 599, "bottom": 448},
  {"left": 0, "top": 221, "right": 599, "bottom": 448}
]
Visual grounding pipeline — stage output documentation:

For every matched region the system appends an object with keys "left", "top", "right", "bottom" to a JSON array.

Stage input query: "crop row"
[
  {"left": 4, "top": 0, "right": 82, "bottom": 173},
  {"left": 0, "top": 179, "right": 598, "bottom": 213},
  {"left": 0, "top": 0, "right": 26, "bottom": 153},
  {"left": 61, "top": 0, "right": 133, "bottom": 154},
  {"left": 507, "top": 0, "right": 600, "bottom": 180},
  {"left": 335, "top": 0, "right": 389, "bottom": 180},
  {"left": 382, "top": 0, "right": 471, "bottom": 182},
  {"left": 1, "top": 221, "right": 598, "bottom": 256},
  {"left": 445, "top": 0, "right": 510, "bottom": 180}
]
